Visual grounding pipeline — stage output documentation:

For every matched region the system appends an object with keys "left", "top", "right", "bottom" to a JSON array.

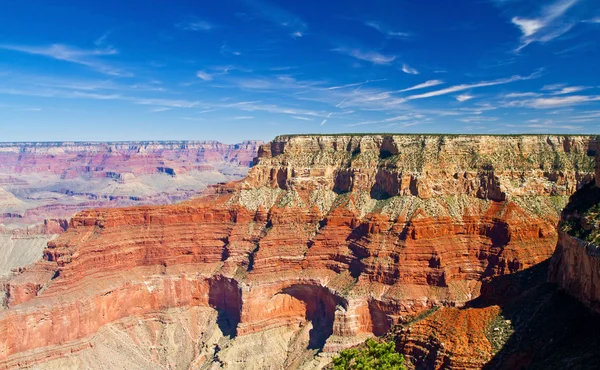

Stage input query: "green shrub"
[{"left": 332, "top": 339, "right": 407, "bottom": 370}]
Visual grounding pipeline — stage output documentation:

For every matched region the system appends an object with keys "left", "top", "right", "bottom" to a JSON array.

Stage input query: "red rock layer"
[
  {"left": 0, "top": 134, "right": 596, "bottom": 368},
  {"left": 396, "top": 306, "right": 501, "bottom": 369}
]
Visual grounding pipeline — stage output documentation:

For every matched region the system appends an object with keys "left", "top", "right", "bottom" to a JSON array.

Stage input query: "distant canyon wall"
[{"left": 0, "top": 140, "right": 262, "bottom": 277}]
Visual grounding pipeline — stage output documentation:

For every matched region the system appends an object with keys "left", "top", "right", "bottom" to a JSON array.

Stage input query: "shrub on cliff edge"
[{"left": 332, "top": 339, "right": 407, "bottom": 370}]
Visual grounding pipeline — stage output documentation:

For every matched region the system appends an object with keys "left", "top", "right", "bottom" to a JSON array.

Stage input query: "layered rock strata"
[
  {"left": 0, "top": 134, "right": 595, "bottom": 369},
  {"left": 0, "top": 140, "right": 261, "bottom": 276}
]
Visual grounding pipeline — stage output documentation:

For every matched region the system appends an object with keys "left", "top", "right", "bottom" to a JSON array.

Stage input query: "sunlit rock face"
[{"left": 0, "top": 134, "right": 595, "bottom": 369}]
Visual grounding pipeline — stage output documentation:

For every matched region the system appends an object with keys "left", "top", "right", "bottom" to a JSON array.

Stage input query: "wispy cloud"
[
  {"left": 196, "top": 71, "right": 213, "bottom": 81},
  {"left": 397, "top": 80, "right": 444, "bottom": 92},
  {"left": 220, "top": 44, "right": 242, "bottom": 56},
  {"left": 542, "top": 84, "right": 589, "bottom": 94},
  {"left": 321, "top": 112, "right": 333, "bottom": 125},
  {"left": 177, "top": 18, "right": 215, "bottom": 31},
  {"left": 0, "top": 87, "right": 121, "bottom": 100},
  {"left": 511, "top": 0, "right": 579, "bottom": 50},
  {"left": 325, "top": 79, "right": 387, "bottom": 90},
  {"left": 94, "top": 32, "right": 111, "bottom": 47},
  {"left": 0, "top": 43, "right": 127, "bottom": 76},
  {"left": 455, "top": 94, "right": 475, "bottom": 102},
  {"left": 503, "top": 92, "right": 541, "bottom": 98},
  {"left": 130, "top": 97, "right": 201, "bottom": 108},
  {"left": 506, "top": 95, "right": 600, "bottom": 108},
  {"left": 150, "top": 107, "right": 172, "bottom": 113},
  {"left": 401, "top": 64, "right": 419, "bottom": 75},
  {"left": 232, "top": 116, "right": 253, "bottom": 120},
  {"left": 333, "top": 47, "right": 396, "bottom": 64},
  {"left": 407, "top": 73, "right": 538, "bottom": 100},
  {"left": 582, "top": 17, "right": 600, "bottom": 24},
  {"left": 291, "top": 116, "right": 313, "bottom": 121},
  {"left": 363, "top": 21, "right": 410, "bottom": 38},
  {"left": 244, "top": 0, "right": 307, "bottom": 37}
]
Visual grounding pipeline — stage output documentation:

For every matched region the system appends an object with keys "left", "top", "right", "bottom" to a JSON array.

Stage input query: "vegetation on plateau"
[
  {"left": 332, "top": 339, "right": 406, "bottom": 370},
  {"left": 560, "top": 181, "right": 600, "bottom": 244}
]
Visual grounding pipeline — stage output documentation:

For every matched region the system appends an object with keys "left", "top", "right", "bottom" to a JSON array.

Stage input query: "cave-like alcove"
[
  {"left": 279, "top": 284, "right": 347, "bottom": 350},
  {"left": 208, "top": 276, "right": 242, "bottom": 337}
]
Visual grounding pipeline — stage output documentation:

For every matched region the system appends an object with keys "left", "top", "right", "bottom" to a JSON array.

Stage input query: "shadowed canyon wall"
[
  {"left": 549, "top": 150, "right": 600, "bottom": 314},
  {"left": 0, "top": 134, "right": 596, "bottom": 369}
]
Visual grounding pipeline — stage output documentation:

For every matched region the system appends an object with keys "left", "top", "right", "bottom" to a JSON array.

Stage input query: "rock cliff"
[
  {"left": 549, "top": 150, "right": 600, "bottom": 313},
  {"left": 0, "top": 134, "right": 595, "bottom": 369}
]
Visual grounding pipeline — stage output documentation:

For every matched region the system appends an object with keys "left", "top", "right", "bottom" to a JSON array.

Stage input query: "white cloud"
[
  {"left": 291, "top": 116, "right": 313, "bottom": 121},
  {"left": 0, "top": 43, "right": 126, "bottom": 76},
  {"left": 407, "top": 73, "right": 535, "bottom": 100},
  {"left": 397, "top": 80, "right": 444, "bottom": 92},
  {"left": 551, "top": 86, "right": 589, "bottom": 94},
  {"left": 509, "top": 95, "right": 600, "bottom": 108},
  {"left": 333, "top": 47, "right": 396, "bottom": 64},
  {"left": 402, "top": 64, "right": 419, "bottom": 75},
  {"left": 232, "top": 116, "right": 253, "bottom": 120},
  {"left": 455, "top": 94, "right": 475, "bottom": 102},
  {"left": 321, "top": 112, "right": 333, "bottom": 125},
  {"left": 503, "top": 92, "right": 541, "bottom": 98},
  {"left": 196, "top": 71, "right": 213, "bottom": 81},
  {"left": 512, "top": 18, "right": 544, "bottom": 37},
  {"left": 510, "top": 0, "right": 579, "bottom": 50}
]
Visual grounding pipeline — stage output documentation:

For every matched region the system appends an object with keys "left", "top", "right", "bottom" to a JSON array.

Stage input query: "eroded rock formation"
[{"left": 0, "top": 134, "right": 596, "bottom": 369}]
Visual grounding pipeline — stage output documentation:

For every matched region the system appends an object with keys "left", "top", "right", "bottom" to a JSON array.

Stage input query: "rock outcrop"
[{"left": 0, "top": 134, "right": 596, "bottom": 369}]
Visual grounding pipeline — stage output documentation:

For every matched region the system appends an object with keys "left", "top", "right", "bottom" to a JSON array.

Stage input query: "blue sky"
[{"left": 0, "top": 0, "right": 599, "bottom": 143}]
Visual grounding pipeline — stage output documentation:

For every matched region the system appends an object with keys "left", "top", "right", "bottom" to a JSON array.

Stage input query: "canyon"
[
  {"left": 0, "top": 141, "right": 261, "bottom": 277},
  {"left": 0, "top": 134, "right": 598, "bottom": 369}
]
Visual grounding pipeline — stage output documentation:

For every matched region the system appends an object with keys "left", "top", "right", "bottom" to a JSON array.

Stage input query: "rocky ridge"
[{"left": 0, "top": 134, "right": 596, "bottom": 369}]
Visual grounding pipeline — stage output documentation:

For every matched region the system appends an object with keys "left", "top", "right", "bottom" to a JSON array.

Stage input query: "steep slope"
[{"left": 0, "top": 134, "right": 595, "bottom": 369}]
